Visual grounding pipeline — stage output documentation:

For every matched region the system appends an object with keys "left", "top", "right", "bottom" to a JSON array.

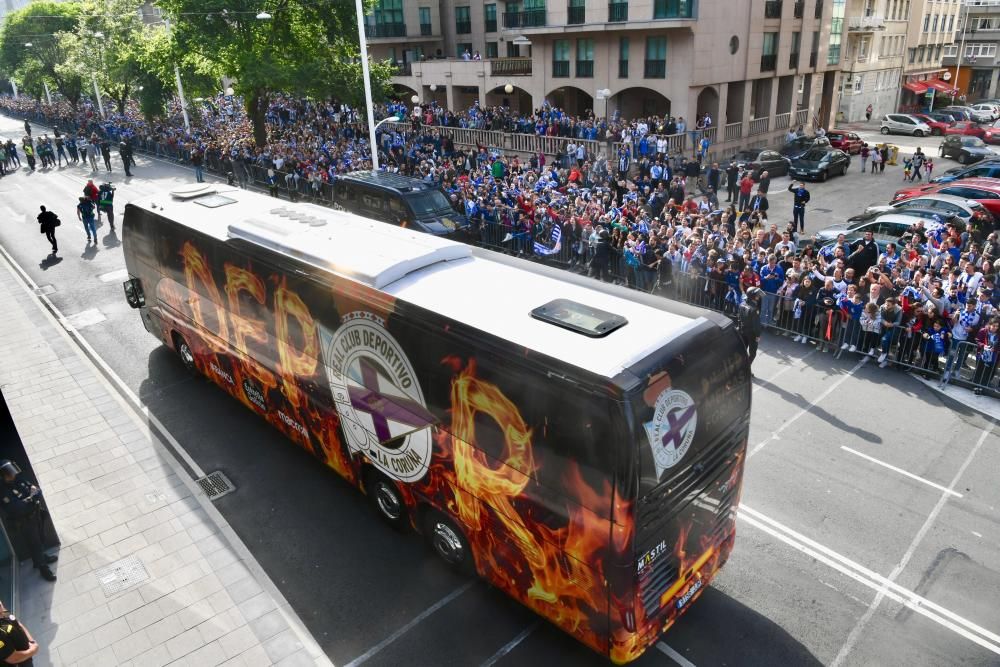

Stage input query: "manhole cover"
[
  {"left": 95, "top": 556, "right": 149, "bottom": 597},
  {"left": 196, "top": 471, "right": 235, "bottom": 500}
]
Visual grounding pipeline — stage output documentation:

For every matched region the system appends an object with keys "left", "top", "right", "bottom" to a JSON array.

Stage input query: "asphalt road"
[{"left": 1, "top": 114, "right": 999, "bottom": 667}]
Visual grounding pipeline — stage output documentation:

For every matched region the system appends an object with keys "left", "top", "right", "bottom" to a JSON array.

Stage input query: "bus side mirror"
[{"left": 123, "top": 278, "right": 145, "bottom": 309}]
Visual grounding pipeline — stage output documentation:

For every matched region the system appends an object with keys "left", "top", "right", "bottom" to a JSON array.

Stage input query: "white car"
[
  {"left": 880, "top": 113, "right": 933, "bottom": 137},
  {"left": 863, "top": 193, "right": 988, "bottom": 221},
  {"left": 971, "top": 103, "right": 1000, "bottom": 122}
]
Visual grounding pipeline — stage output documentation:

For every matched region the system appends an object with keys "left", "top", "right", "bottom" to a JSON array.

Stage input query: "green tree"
[
  {"left": 0, "top": 1, "right": 84, "bottom": 106},
  {"left": 132, "top": 25, "right": 220, "bottom": 123},
  {"left": 156, "top": 0, "right": 392, "bottom": 147}
]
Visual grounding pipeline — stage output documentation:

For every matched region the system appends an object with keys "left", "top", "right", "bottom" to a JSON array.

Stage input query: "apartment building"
[
  {"left": 942, "top": 0, "right": 1000, "bottom": 102},
  {"left": 837, "top": 0, "right": 910, "bottom": 122},
  {"left": 367, "top": 0, "right": 841, "bottom": 156},
  {"left": 898, "top": 0, "right": 962, "bottom": 109}
]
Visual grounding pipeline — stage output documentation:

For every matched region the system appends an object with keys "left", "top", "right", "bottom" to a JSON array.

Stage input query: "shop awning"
[
  {"left": 925, "top": 79, "right": 958, "bottom": 95},
  {"left": 903, "top": 81, "right": 928, "bottom": 94}
]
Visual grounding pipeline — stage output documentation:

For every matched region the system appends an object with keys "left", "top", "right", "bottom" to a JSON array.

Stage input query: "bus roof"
[{"left": 128, "top": 187, "right": 704, "bottom": 380}]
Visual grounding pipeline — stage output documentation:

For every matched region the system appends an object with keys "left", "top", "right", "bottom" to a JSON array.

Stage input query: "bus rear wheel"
[
  {"left": 424, "top": 512, "right": 473, "bottom": 573},
  {"left": 173, "top": 333, "right": 196, "bottom": 374},
  {"left": 367, "top": 471, "right": 408, "bottom": 531}
]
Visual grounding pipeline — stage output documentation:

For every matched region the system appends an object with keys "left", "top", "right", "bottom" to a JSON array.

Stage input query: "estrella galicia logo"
[
  {"left": 643, "top": 389, "right": 697, "bottom": 481},
  {"left": 318, "top": 312, "right": 435, "bottom": 483},
  {"left": 242, "top": 378, "right": 267, "bottom": 412}
]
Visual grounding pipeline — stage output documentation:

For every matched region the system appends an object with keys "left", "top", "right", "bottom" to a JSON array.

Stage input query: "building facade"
[
  {"left": 368, "top": 0, "right": 842, "bottom": 156},
  {"left": 898, "top": 0, "right": 962, "bottom": 110},
  {"left": 942, "top": 0, "right": 1000, "bottom": 103},
  {"left": 837, "top": 0, "right": 910, "bottom": 122}
]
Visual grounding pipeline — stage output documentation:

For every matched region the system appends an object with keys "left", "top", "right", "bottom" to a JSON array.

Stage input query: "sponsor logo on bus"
[
  {"left": 318, "top": 311, "right": 434, "bottom": 483},
  {"left": 637, "top": 539, "right": 668, "bottom": 574},
  {"left": 643, "top": 389, "right": 697, "bottom": 481},
  {"left": 210, "top": 361, "right": 235, "bottom": 386},
  {"left": 242, "top": 378, "right": 267, "bottom": 411}
]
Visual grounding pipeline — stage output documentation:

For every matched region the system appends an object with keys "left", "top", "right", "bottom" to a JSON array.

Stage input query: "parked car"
[
  {"left": 931, "top": 158, "right": 1000, "bottom": 183},
  {"left": 938, "top": 106, "right": 974, "bottom": 122},
  {"left": 844, "top": 206, "right": 963, "bottom": 228},
  {"left": 788, "top": 148, "right": 851, "bottom": 181},
  {"left": 912, "top": 113, "right": 955, "bottom": 136},
  {"left": 811, "top": 213, "right": 919, "bottom": 247},
  {"left": 880, "top": 113, "right": 933, "bottom": 137},
  {"left": 891, "top": 178, "right": 1000, "bottom": 216},
  {"left": 942, "top": 121, "right": 987, "bottom": 138},
  {"left": 726, "top": 148, "right": 790, "bottom": 176},
  {"left": 777, "top": 135, "right": 832, "bottom": 160},
  {"left": 982, "top": 120, "right": 1000, "bottom": 144},
  {"left": 862, "top": 193, "right": 990, "bottom": 223},
  {"left": 971, "top": 103, "right": 1000, "bottom": 121},
  {"left": 827, "top": 130, "right": 863, "bottom": 154},
  {"left": 938, "top": 135, "right": 995, "bottom": 164},
  {"left": 945, "top": 105, "right": 992, "bottom": 124}
]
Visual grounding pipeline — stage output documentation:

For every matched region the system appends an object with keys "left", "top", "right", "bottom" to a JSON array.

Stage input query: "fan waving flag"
[{"left": 534, "top": 223, "right": 562, "bottom": 256}]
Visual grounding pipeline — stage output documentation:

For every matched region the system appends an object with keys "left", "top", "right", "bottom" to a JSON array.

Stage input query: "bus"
[{"left": 120, "top": 186, "right": 751, "bottom": 663}]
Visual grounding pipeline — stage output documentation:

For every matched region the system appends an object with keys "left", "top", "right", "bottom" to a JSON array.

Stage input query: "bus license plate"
[{"left": 675, "top": 577, "right": 703, "bottom": 611}]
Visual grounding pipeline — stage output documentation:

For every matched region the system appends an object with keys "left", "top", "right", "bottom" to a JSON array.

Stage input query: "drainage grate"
[
  {"left": 95, "top": 556, "right": 149, "bottom": 597},
  {"left": 34, "top": 285, "right": 55, "bottom": 296},
  {"left": 197, "top": 471, "right": 235, "bottom": 500}
]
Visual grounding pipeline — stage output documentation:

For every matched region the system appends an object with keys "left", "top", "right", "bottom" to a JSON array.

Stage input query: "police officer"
[
  {"left": 0, "top": 599, "right": 38, "bottom": 666},
  {"left": 740, "top": 287, "right": 763, "bottom": 373},
  {"left": 0, "top": 461, "right": 56, "bottom": 582}
]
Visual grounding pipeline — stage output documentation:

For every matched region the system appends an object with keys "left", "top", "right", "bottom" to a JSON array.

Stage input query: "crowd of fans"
[{"left": 2, "top": 92, "right": 998, "bottom": 393}]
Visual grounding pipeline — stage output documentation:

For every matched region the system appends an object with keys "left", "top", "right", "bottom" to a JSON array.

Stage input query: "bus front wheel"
[
  {"left": 173, "top": 333, "right": 197, "bottom": 374},
  {"left": 367, "top": 471, "right": 408, "bottom": 531},
  {"left": 424, "top": 512, "right": 473, "bottom": 573}
]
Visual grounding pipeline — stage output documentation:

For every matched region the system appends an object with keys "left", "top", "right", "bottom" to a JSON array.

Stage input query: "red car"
[
  {"left": 827, "top": 130, "right": 863, "bottom": 154},
  {"left": 912, "top": 114, "right": 954, "bottom": 136},
  {"left": 891, "top": 177, "right": 1000, "bottom": 216},
  {"left": 983, "top": 120, "right": 1000, "bottom": 144},
  {"left": 943, "top": 121, "right": 987, "bottom": 139}
]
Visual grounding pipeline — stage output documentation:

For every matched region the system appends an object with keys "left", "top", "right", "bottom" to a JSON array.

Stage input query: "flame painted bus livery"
[{"left": 120, "top": 187, "right": 751, "bottom": 663}]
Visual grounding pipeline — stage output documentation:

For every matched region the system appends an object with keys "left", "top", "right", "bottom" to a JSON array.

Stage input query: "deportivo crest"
[
  {"left": 643, "top": 389, "right": 697, "bottom": 480},
  {"left": 319, "top": 312, "right": 434, "bottom": 482}
]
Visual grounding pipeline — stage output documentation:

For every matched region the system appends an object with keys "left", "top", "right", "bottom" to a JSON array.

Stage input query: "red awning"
[
  {"left": 925, "top": 79, "right": 954, "bottom": 93},
  {"left": 903, "top": 81, "right": 928, "bottom": 94}
]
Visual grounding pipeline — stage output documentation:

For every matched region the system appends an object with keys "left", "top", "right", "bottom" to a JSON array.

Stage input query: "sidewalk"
[{"left": 0, "top": 257, "right": 330, "bottom": 664}]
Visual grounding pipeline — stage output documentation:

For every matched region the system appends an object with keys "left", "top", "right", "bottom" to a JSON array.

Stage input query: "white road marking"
[
  {"left": 840, "top": 446, "right": 963, "bottom": 498},
  {"left": 64, "top": 307, "right": 106, "bottom": 328},
  {"left": 830, "top": 423, "right": 994, "bottom": 666},
  {"left": 480, "top": 621, "right": 540, "bottom": 667},
  {"left": 748, "top": 356, "right": 868, "bottom": 458},
  {"left": 97, "top": 268, "right": 129, "bottom": 282},
  {"left": 656, "top": 641, "right": 699, "bottom": 667},
  {"left": 973, "top": 531, "right": 983, "bottom": 538},
  {"left": 344, "top": 581, "right": 475, "bottom": 667}
]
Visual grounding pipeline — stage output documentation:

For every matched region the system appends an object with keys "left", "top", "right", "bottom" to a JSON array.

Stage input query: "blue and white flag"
[{"left": 534, "top": 223, "right": 562, "bottom": 256}]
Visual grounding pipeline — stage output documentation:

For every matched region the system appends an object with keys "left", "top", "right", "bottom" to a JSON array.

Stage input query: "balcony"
[
  {"left": 576, "top": 60, "right": 594, "bottom": 77},
  {"left": 760, "top": 54, "right": 777, "bottom": 70},
  {"left": 568, "top": 6, "right": 586, "bottom": 24},
  {"left": 847, "top": 15, "right": 885, "bottom": 31},
  {"left": 553, "top": 60, "right": 570, "bottom": 77},
  {"left": 618, "top": 60, "right": 629, "bottom": 77},
  {"left": 420, "top": 23, "right": 432, "bottom": 36},
  {"left": 490, "top": 57, "right": 532, "bottom": 76},
  {"left": 789, "top": 51, "right": 800, "bottom": 68},
  {"left": 503, "top": 10, "right": 547, "bottom": 28},
  {"left": 794, "top": 0, "right": 804, "bottom": 18},
  {"left": 765, "top": 1, "right": 782, "bottom": 19},
  {"left": 366, "top": 22, "right": 406, "bottom": 38},
  {"left": 455, "top": 20, "right": 472, "bottom": 34},
  {"left": 485, "top": 18, "right": 497, "bottom": 32},
  {"left": 609, "top": 2, "right": 628, "bottom": 22},
  {"left": 393, "top": 61, "right": 412, "bottom": 76},
  {"left": 653, "top": 0, "right": 695, "bottom": 19},
  {"left": 815, "top": 0, "right": 823, "bottom": 19},
  {"left": 644, "top": 59, "right": 666, "bottom": 78}
]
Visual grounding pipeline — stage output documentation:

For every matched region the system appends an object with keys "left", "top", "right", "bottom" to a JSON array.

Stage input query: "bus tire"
[
  {"left": 366, "top": 470, "right": 408, "bottom": 531},
  {"left": 172, "top": 333, "right": 197, "bottom": 374},
  {"left": 424, "top": 511, "right": 473, "bottom": 573}
]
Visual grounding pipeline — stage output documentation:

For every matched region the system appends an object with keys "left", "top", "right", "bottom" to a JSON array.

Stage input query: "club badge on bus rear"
[
  {"left": 644, "top": 389, "right": 698, "bottom": 480},
  {"left": 319, "top": 311, "right": 434, "bottom": 483}
]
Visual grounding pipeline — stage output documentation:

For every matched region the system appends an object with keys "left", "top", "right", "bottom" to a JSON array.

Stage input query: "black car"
[
  {"left": 787, "top": 148, "right": 851, "bottom": 181},
  {"left": 778, "top": 135, "right": 832, "bottom": 160},
  {"left": 938, "top": 135, "right": 996, "bottom": 165},
  {"left": 931, "top": 158, "right": 1000, "bottom": 184},
  {"left": 727, "top": 148, "right": 790, "bottom": 176},
  {"left": 332, "top": 171, "right": 469, "bottom": 238}
]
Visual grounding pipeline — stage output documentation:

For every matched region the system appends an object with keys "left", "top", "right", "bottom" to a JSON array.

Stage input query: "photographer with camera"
[{"left": 0, "top": 461, "right": 55, "bottom": 582}]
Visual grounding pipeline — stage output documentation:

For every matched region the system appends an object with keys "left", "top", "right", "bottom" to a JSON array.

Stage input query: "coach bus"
[{"left": 120, "top": 186, "right": 751, "bottom": 663}]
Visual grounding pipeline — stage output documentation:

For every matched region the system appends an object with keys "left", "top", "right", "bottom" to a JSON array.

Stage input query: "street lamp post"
[
  {"left": 952, "top": 8, "right": 974, "bottom": 104},
  {"left": 163, "top": 20, "right": 190, "bottom": 130}
]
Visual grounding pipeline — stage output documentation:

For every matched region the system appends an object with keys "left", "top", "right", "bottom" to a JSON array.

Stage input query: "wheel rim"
[
  {"left": 430, "top": 521, "right": 465, "bottom": 565},
  {"left": 179, "top": 341, "right": 194, "bottom": 367},
  {"left": 374, "top": 482, "right": 402, "bottom": 520}
]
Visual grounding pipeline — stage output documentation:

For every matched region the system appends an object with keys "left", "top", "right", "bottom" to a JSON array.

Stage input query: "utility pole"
[{"left": 354, "top": 0, "right": 380, "bottom": 170}]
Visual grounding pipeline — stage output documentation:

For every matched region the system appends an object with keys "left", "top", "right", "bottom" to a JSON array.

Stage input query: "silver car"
[{"left": 880, "top": 113, "right": 933, "bottom": 137}]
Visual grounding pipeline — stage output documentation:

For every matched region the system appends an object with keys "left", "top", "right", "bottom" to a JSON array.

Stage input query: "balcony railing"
[
  {"left": 761, "top": 53, "right": 777, "bottom": 71},
  {"left": 644, "top": 59, "right": 666, "bottom": 78},
  {"left": 455, "top": 20, "right": 472, "bottom": 34},
  {"left": 795, "top": 108, "right": 810, "bottom": 127},
  {"left": 749, "top": 117, "right": 771, "bottom": 136},
  {"left": 503, "top": 9, "right": 547, "bottom": 28},
  {"left": 485, "top": 18, "right": 497, "bottom": 32},
  {"left": 815, "top": 0, "right": 824, "bottom": 18},
  {"left": 794, "top": 0, "right": 804, "bottom": 18},
  {"left": 609, "top": 2, "right": 628, "bottom": 21},
  {"left": 775, "top": 112, "right": 791, "bottom": 129},
  {"left": 576, "top": 60, "right": 594, "bottom": 77},
  {"left": 490, "top": 57, "right": 533, "bottom": 76},
  {"left": 366, "top": 22, "right": 406, "bottom": 38},
  {"left": 789, "top": 51, "right": 800, "bottom": 68},
  {"left": 568, "top": 5, "right": 586, "bottom": 23},
  {"left": 553, "top": 60, "right": 570, "bottom": 77},
  {"left": 765, "top": 0, "right": 783, "bottom": 19},
  {"left": 618, "top": 60, "right": 629, "bottom": 77},
  {"left": 847, "top": 15, "right": 885, "bottom": 30},
  {"left": 393, "top": 61, "right": 412, "bottom": 76},
  {"left": 809, "top": 50, "right": 818, "bottom": 67},
  {"left": 420, "top": 23, "right": 432, "bottom": 36},
  {"left": 724, "top": 122, "right": 743, "bottom": 141}
]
